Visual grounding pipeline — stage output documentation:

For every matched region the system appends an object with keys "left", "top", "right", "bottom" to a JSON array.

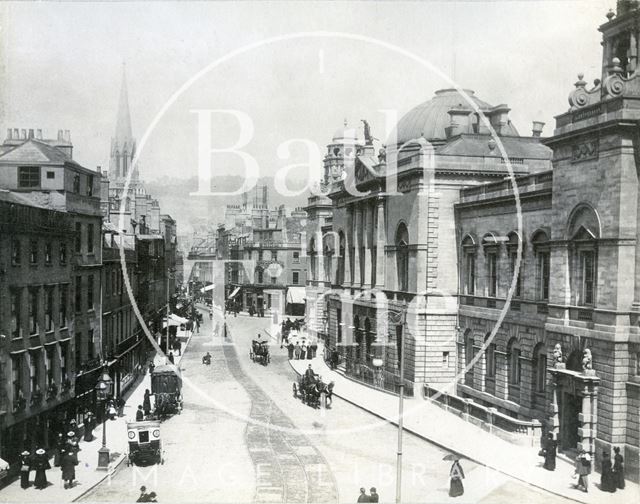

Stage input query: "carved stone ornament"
[
  {"left": 568, "top": 73, "right": 601, "bottom": 111},
  {"left": 572, "top": 139, "right": 599, "bottom": 162}
]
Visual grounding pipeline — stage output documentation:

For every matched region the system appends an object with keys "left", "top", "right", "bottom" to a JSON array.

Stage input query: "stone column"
[
  {"left": 353, "top": 205, "right": 362, "bottom": 287},
  {"left": 375, "top": 197, "right": 386, "bottom": 288}
]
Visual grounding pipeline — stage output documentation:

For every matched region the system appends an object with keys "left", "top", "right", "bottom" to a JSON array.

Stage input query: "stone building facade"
[
  {"left": 455, "top": 1, "right": 640, "bottom": 478},
  {"left": 0, "top": 131, "right": 102, "bottom": 464},
  {"left": 308, "top": 103, "right": 551, "bottom": 392}
]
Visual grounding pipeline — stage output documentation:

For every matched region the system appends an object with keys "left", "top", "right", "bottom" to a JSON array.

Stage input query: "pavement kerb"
[
  {"left": 288, "top": 360, "right": 589, "bottom": 504},
  {"left": 70, "top": 327, "right": 195, "bottom": 503}
]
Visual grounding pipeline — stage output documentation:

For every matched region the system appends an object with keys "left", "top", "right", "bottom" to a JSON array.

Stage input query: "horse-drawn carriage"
[
  {"left": 250, "top": 340, "right": 270, "bottom": 366},
  {"left": 151, "top": 365, "right": 183, "bottom": 419},
  {"left": 293, "top": 373, "right": 334, "bottom": 408}
]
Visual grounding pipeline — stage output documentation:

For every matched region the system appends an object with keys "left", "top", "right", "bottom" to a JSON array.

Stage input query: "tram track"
[{"left": 221, "top": 332, "right": 339, "bottom": 504}]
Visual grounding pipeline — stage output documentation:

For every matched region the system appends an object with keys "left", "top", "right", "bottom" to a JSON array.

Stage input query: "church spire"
[
  {"left": 110, "top": 62, "right": 138, "bottom": 180},
  {"left": 115, "top": 63, "right": 133, "bottom": 144}
]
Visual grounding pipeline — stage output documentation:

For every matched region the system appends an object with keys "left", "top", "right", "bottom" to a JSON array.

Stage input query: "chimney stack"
[
  {"left": 36, "top": 129, "right": 42, "bottom": 139},
  {"left": 57, "top": 130, "right": 63, "bottom": 141},
  {"left": 532, "top": 121, "right": 545, "bottom": 138},
  {"left": 28, "top": 129, "right": 34, "bottom": 139},
  {"left": 7, "top": 128, "right": 12, "bottom": 140},
  {"left": 21, "top": 129, "right": 26, "bottom": 140},
  {"left": 13, "top": 128, "right": 19, "bottom": 139},
  {"left": 64, "top": 130, "right": 70, "bottom": 142}
]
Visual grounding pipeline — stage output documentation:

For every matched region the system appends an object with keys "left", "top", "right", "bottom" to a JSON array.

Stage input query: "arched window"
[
  {"left": 532, "top": 343, "right": 547, "bottom": 395},
  {"left": 506, "top": 232, "right": 523, "bottom": 298},
  {"left": 484, "top": 333, "right": 496, "bottom": 394},
  {"left": 255, "top": 267, "right": 264, "bottom": 284},
  {"left": 396, "top": 223, "right": 409, "bottom": 292},
  {"left": 324, "top": 245, "right": 332, "bottom": 283},
  {"left": 532, "top": 230, "right": 550, "bottom": 301},
  {"left": 364, "top": 318, "right": 374, "bottom": 362},
  {"left": 483, "top": 233, "right": 499, "bottom": 297},
  {"left": 507, "top": 337, "right": 521, "bottom": 399},
  {"left": 567, "top": 205, "right": 600, "bottom": 307},
  {"left": 353, "top": 315, "right": 362, "bottom": 361},
  {"left": 462, "top": 235, "right": 476, "bottom": 295},
  {"left": 337, "top": 232, "right": 345, "bottom": 285},
  {"left": 464, "top": 329, "right": 474, "bottom": 386}
]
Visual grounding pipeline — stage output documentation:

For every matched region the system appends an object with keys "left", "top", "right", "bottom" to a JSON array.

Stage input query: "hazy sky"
[{"left": 0, "top": 0, "right": 610, "bottom": 184}]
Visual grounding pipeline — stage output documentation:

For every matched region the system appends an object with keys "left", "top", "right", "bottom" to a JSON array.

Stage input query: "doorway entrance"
[{"left": 560, "top": 391, "right": 581, "bottom": 452}]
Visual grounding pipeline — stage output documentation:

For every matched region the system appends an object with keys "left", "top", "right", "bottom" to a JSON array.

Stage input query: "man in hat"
[
  {"left": 369, "top": 487, "right": 379, "bottom": 503},
  {"left": 357, "top": 487, "right": 370, "bottom": 502},
  {"left": 19, "top": 450, "right": 31, "bottom": 489},
  {"left": 136, "top": 405, "right": 144, "bottom": 421}
]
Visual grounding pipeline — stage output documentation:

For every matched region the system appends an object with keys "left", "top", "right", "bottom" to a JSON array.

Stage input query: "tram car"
[{"left": 126, "top": 421, "right": 164, "bottom": 465}]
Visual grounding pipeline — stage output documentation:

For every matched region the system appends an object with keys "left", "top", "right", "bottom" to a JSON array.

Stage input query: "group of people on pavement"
[
  {"left": 287, "top": 340, "right": 318, "bottom": 360},
  {"left": 19, "top": 417, "right": 86, "bottom": 491},
  {"left": 356, "top": 487, "right": 379, "bottom": 502},
  {"left": 539, "top": 430, "right": 626, "bottom": 494}
]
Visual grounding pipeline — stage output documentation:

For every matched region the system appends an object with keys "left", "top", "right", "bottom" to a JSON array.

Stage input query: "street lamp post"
[
  {"left": 379, "top": 301, "right": 408, "bottom": 504},
  {"left": 95, "top": 367, "right": 113, "bottom": 470}
]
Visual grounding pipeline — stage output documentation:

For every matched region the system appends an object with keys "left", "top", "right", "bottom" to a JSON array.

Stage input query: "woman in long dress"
[
  {"left": 449, "top": 459, "right": 465, "bottom": 497},
  {"left": 601, "top": 451, "right": 616, "bottom": 492},
  {"left": 33, "top": 448, "right": 50, "bottom": 490},
  {"left": 613, "top": 446, "right": 625, "bottom": 490},
  {"left": 19, "top": 451, "right": 31, "bottom": 489},
  {"left": 543, "top": 433, "right": 557, "bottom": 471},
  {"left": 60, "top": 449, "right": 78, "bottom": 489}
]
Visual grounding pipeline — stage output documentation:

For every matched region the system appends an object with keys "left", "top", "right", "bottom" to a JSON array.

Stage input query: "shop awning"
[
  {"left": 229, "top": 287, "right": 241, "bottom": 299},
  {"left": 287, "top": 287, "right": 306, "bottom": 304},
  {"left": 169, "top": 314, "right": 189, "bottom": 324}
]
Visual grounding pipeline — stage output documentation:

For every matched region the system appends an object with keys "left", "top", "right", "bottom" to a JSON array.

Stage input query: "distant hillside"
[{"left": 144, "top": 175, "right": 310, "bottom": 233}]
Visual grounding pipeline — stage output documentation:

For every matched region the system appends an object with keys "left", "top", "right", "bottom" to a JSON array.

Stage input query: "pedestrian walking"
[
  {"left": 149, "top": 361, "right": 155, "bottom": 375},
  {"left": 20, "top": 450, "right": 31, "bottom": 489},
  {"left": 311, "top": 341, "right": 318, "bottom": 359},
  {"left": 287, "top": 341, "right": 294, "bottom": 360},
  {"left": 54, "top": 433, "right": 64, "bottom": 467},
  {"left": 448, "top": 459, "right": 465, "bottom": 497},
  {"left": 168, "top": 352, "right": 175, "bottom": 364},
  {"left": 60, "top": 449, "right": 78, "bottom": 489},
  {"left": 357, "top": 487, "right": 369, "bottom": 502},
  {"left": 143, "top": 389, "right": 152, "bottom": 417},
  {"left": 33, "top": 448, "right": 50, "bottom": 490},
  {"left": 116, "top": 395, "right": 125, "bottom": 417},
  {"left": 541, "top": 432, "right": 557, "bottom": 471},
  {"left": 369, "top": 487, "right": 379, "bottom": 503},
  {"left": 83, "top": 411, "right": 95, "bottom": 441},
  {"left": 294, "top": 343, "right": 301, "bottom": 360},
  {"left": 600, "top": 451, "right": 616, "bottom": 492},
  {"left": 575, "top": 450, "right": 591, "bottom": 493},
  {"left": 196, "top": 318, "right": 200, "bottom": 333},
  {"left": 136, "top": 405, "right": 144, "bottom": 421},
  {"left": 613, "top": 446, "right": 625, "bottom": 490},
  {"left": 301, "top": 343, "right": 307, "bottom": 360}
]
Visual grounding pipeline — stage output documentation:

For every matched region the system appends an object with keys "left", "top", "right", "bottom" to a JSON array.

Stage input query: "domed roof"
[
  {"left": 391, "top": 89, "right": 504, "bottom": 145},
  {"left": 332, "top": 120, "right": 361, "bottom": 144}
]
